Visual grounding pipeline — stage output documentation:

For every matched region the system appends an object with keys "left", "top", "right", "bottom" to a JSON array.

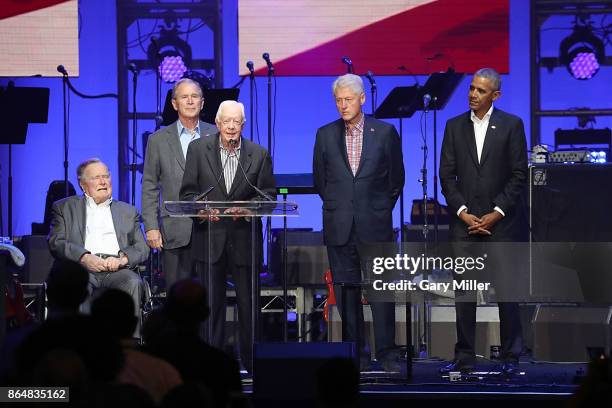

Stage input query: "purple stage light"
[
  {"left": 569, "top": 51, "right": 600, "bottom": 80},
  {"left": 159, "top": 55, "right": 187, "bottom": 83}
]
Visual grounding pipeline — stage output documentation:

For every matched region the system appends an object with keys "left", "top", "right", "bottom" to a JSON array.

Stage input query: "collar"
[
  {"left": 219, "top": 135, "right": 242, "bottom": 152},
  {"left": 344, "top": 113, "right": 365, "bottom": 133},
  {"left": 177, "top": 119, "right": 200, "bottom": 136},
  {"left": 471, "top": 105, "right": 494, "bottom": 124},
  {"left": 84, "top": 194, "right": 112, "bottom": 209}
]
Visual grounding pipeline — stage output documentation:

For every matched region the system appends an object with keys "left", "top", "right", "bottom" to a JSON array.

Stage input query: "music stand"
[
  {"left": 374, "top": 85, "right": 423, "bottom": 381},
  {"left": 161, "top": 88, "right": 240, "bottom": 126},
  {"left": 0, "top": 85, "right": 50, "bottom": 237}
]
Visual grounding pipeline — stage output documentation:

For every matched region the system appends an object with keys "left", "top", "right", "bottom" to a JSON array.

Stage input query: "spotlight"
[
  {"left": 159, "top": 56, "right": 187, "bottom": 83},
  {"left": 147, "top": 27, "right": 192, "bottom": 83},
  {"left": 559, "top": 25, "right": 605, "bottom": 80}
]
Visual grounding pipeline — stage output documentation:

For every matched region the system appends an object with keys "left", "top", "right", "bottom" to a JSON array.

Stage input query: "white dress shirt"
[
  {"left": 83, "top": 195, "right": 121, "bottom": 256},
  {"left": 457, "top": 105, "right": 505, "bottom": 218}
]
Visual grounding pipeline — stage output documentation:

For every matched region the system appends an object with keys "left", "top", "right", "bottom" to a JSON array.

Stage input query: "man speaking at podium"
[
  {"left": 180, "top": 100, "right": 276, "bottom": 372},
  {"left": 313, "top": 74, "right": 405, "bottom": 371}
]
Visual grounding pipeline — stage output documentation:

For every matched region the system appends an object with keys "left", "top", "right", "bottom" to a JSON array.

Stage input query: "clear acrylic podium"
[{"left": 165, "top": 200, "right": 298, "bottom": 362}]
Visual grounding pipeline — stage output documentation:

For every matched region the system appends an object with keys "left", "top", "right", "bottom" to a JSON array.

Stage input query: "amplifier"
[
  {"left": 547, "top": 150, "right": 590, "bottom": 163},
  {"left": 270, "top": 229, "right": 328, "bottom": 285}
]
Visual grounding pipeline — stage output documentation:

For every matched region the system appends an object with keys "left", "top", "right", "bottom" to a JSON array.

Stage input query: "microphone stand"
[
  {"left": 432, "top": 97, "right": 439, "bottom": 243},
  {"left": 266, "top": 61, "right": 274, "bottom": 342},
  {"left": 249, "top": 69, "right": 255, "bottom": 142},
  {"left": 61, "top": 71, "right": 69, "bottom": 198},
  {"left": 130, "top": 67, "right": 138, "bottom": 206}
]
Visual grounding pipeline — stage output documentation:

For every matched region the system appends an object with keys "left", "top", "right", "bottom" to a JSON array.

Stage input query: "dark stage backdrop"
[{"left": 0, "top": 0, "right": 611, "bottom": 238}]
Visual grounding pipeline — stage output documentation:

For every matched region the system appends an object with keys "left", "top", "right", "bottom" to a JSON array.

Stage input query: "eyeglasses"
[
  {"left": 177, "top": 94, "right": 202, "bottom": 101},
  {"left": 220, "top": 118, "right": 244, "bottom": 126}
]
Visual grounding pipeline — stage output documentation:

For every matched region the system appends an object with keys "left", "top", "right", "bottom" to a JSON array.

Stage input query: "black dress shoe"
[
  {"left": 500, "top": 361, "right": 520, "bottom": 376},
  {"left": 439, "top": 360, "right": 474, "bottom": 374}
]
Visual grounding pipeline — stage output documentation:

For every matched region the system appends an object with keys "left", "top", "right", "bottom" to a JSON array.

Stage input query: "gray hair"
[
  {"left": 76, "top": 158, "right": 104, "bottom": 181},
  {"left": 332, "top": 74, "right": 364, "bottom": 96},
  {"left": 172, "top": 78, "right": 203, "bottom": 99},
  {"left": 474, "top": 68, "right": 501, "bottom": 91},
  {"left": 215, "top": 100, "right": 246, "bottom": 123}
]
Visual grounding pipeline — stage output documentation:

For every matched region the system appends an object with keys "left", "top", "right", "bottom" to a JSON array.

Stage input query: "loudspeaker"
[
  {"left": 427, "top": 305, "right": 501, "bottom": 361},
  {"left": 15, "top": 235, "right": 55, "bottom": 283},
  {"left": 270, "top": 229, "right": 328, "bottom": 285},
  {"left": 530, "top": 164, "right": 612, "bottom": 303},
  {"left": 532, "top": 305, "right": 612, "bottom": 362},
  {"left": 254, "top": 342, "right": 355, "bottom": 401}
]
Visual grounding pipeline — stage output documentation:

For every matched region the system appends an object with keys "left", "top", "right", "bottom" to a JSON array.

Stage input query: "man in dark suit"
[
  {"left": 48, "top": 158, "right": 150, "bottom": 314},
  {"left": 142, "top": 78, "right": 216, "bottom": 289},
  {"left": 439, "top": 68, "right": 528, "bottom": 375},
  {"left": 313, "top": 74, "right": 405, "bottom": 371},
  {"left": 180, "top": 100, "right": 276, "bottom": 372}
]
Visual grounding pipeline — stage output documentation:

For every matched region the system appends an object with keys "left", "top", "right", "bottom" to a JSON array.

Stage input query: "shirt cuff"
[
  {"left": 494, "top": 206, "right": 505, "bottom": 217},
  {"left": 456, "top": 205, "right": 468, "bottom": 217}
]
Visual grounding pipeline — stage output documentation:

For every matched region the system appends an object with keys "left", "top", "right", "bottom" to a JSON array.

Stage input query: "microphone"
[
  {"left": 127, "top": 63, "right": 138, "bottom": 74},
  {"left": 246, "top": 60, "right": 254, "bottom": 74},
  {"left": 56, "top": 65, "right": 68, "bottom": 76},
  {"left": 262, "top": 53, "right": 274, "bottom": 72},
  {"left": 235, "top": 145, "right": 274, "bottom": 202},
  {"left": 365, "top": 70, "right": 376, "bottom": 88},
  {"left": 341, "top": 56, "right": 354, "bottom": 73},
  {"left": 194, "top": 141, "right": 237, "bottom": 201},
  {"left": 423, "top": 93, "right": 432, "bottom": 110}
]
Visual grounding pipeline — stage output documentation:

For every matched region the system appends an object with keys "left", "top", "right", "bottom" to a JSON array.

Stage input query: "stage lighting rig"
[
  {"left": 559, "top": 23, "right": 606, "bottom": 80},
  {"left": 147, "top": 26, "right": 192, "bottom": 83}
]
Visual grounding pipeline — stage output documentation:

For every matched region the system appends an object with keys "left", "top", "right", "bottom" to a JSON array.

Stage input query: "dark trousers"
[
  {"left": 163, "top": 242, "right": 195, "bottom": 290},
  {"left": 197, "top": 246, "right": 253, "bottom": 371},
  {"left": 85, "top": 268, "right": 143, "bottom": 336},
  {"left": 452, "top": 240, "right": 523, "bottom": 364},
  {"left": 326, "top": 228, "right": 395, "bottom": 358}
]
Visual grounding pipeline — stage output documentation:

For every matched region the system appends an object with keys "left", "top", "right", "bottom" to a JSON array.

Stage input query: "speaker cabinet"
[
  {"left": 254, "top": 342, "right": 355, "bottom": 401},
  {"left": 15, "top": 235, "right": 54, "bottom": 283},
  {"left": 532, "top": 305, "right": 612, "bottom": 362}
]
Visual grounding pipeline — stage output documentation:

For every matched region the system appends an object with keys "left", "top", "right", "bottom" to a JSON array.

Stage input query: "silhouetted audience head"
[
  {"left": 32, "top": 348, "right": 89, "bottom": 403},
  {"left": 96, "top": 383, "right": 156, "bottom": 408},
  {"left": 46, "top": 259, "right": 89, "bottom": 314},
  {"left": 316, "top": 358, "right": 359, "bottom": 408},
  {"left": 166, "top": 279, "right": 210, "bottom": 328},
  {"left": 91, "top": 288, "right": 138, "bottom": 339},
  {"left": 160, "top": 382, "right": 214, "bottom": 408},
  {"left": 15, "top": 315, "right": 123, "bottom": 385}
]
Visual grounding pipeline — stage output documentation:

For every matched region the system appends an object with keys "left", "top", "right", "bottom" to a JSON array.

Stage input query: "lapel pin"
[
  {"left": 370, "top": 128, "right": 375, "bottom": 132},
  {"left": 491, "top": 125, "right": 496, "bottom": 129}
]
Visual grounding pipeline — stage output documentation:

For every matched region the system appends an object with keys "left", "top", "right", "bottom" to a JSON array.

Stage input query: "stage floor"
[{"left": 244, "top": 359, "right": 585, "bottom": 407}]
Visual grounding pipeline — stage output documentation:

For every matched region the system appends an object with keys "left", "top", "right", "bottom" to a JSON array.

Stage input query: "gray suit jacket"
[
  {"left": 48, "top": 195, "right": 149, "bottom": 266},
  {"left": 141, "top": 120, "right": 216, "bottom": 249}
]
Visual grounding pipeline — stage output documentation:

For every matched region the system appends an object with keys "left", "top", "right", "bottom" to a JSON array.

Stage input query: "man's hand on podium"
[{"left": 197, "top": 208, "right": 221, "bottom": 222}]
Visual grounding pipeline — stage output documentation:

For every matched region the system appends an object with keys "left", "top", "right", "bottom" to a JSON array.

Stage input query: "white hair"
[
  {"left": 332, "top": 74, "right": 364, "bottom": 96},
  {"left": 215, "top": 100, "right": 246, "bottom": 123}
]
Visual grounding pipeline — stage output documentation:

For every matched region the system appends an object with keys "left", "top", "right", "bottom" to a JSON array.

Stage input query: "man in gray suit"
[
  {"left": 142, "top": 78, "right": 216, "bottom": 288},
  {"left": 49, "top": 158, "right": 149, "bottom": 313}
]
